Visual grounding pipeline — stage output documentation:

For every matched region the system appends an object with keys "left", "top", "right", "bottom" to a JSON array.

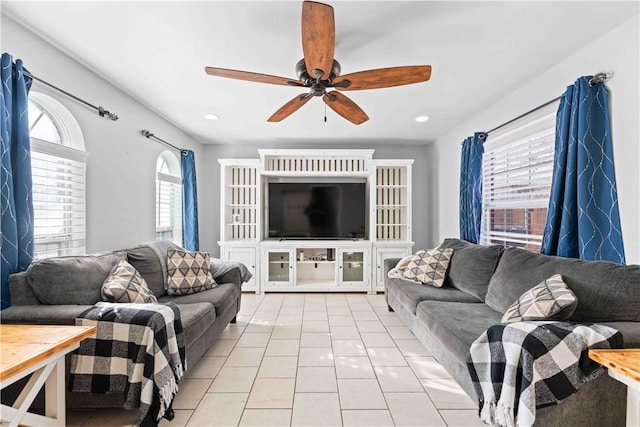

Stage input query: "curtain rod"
[
  {"left": 484, "top": 72, "right": 612, "bottom": 137},
  {"left": 140, "top": 129, "right": 185, "bottom": 153},
  {"left": 20, "top": 70, "right": 119, "bottom": 121}
]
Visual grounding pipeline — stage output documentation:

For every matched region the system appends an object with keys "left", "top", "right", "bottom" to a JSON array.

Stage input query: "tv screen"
[{"left": 268, "top": 182, "right": 367, "bottom": 239}]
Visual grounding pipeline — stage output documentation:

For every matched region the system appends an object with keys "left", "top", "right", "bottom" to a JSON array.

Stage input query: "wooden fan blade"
[
  {"left": 268, "top": 93, "right": 314, "bottom": 122},
  {"left": 323, "top": 91, "right": 369, "bottom": 125},
  {"left": 333, "top": 65, "right": 432, "bottom": 91},
  {"left": 205, "top": 67, "right": 303, "bottom": 87},
  {"left": 301, "top": 1, "right": 335, "bottom": 80}
]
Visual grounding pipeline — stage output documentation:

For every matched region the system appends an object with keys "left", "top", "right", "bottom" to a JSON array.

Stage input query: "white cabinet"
[
  {"left": 373, "top": 246, "right": 411, "bottom": 293},
  {"left": 262, "top": 248, "right": 295, "bottom": 288},
  {"left": 338, "top": 248, "right": 370, "bottom": 289},
  {"left": 221, "top": 245, "right": 258, "bottom": 293}
]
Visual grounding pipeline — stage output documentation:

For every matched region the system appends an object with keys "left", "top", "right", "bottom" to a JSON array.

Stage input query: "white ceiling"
[{"left": 3, "top": 1, "right": 638, "bottom": 145}]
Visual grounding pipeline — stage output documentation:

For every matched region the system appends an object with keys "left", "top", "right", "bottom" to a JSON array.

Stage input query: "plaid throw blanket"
[
  {"left": 467, "top": 321, "right": 622, "bottom": 427},
  {"left": 70, "top": 302, "right": 186, "bottom": 426}
]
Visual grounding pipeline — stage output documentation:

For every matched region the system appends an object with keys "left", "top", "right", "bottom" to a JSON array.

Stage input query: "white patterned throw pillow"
[
  {"left": 501, "top": 274, "right": 578, "bottom": 323},
  {"left": 167, "top": 248, "right": 218, "bottom": 295},
  {"left": 402, "top": 248, "right": 453, "bottom": 287},
  {"left": 101, "top": 259, "right": 158, "bottom": 303}
]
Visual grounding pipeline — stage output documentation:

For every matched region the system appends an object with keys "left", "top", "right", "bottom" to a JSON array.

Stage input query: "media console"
[{"left": 218, "top": 150, "right": 414, "bottom": 294}]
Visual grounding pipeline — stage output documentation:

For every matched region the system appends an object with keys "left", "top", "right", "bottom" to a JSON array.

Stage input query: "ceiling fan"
[{"left": 204, "top": 1, "right": 432, "bottom": 125}]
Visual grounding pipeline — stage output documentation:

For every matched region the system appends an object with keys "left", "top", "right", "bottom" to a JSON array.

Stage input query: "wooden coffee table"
[
  {"left": 589, "top": 349, "right": 640, "bottom": 427},
  {"left": 0, "top": 324, "right": 96, "bottom": 427}
]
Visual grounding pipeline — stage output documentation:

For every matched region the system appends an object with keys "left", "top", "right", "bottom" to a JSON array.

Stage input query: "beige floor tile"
[
  {"left": 385, "top": 392, "right": 446, "bottom": 427},
  {"left": 329, "top": 326, "right": 361, "bottom": 339},
  {"left": 367, "top": 347, "right": 408, "bottom": 366},
  {"left": 337, "top": 378, "right": 387, "bottom": 409},
  {"left": 421, "top": 378, "right": 477, "bottom": 409},
  {"left": 171, "top": 378, "right": 213, "bottom": 409},
  {"left": 265, "top": 339, "right": 300, "bottom": 356},
  {"left": 252, "top": 310, "right": 280, "bottom": 321},
  {"left": 385, "top": 326, "right": 415, "bottom": 339},
  {"left": 295, "top": 366, "right": 338, "bottom": 392},
  {"left": 302, "top": 319, "right": 330, "bottom": 332},
  {"left": 332, "top": 339, "right": 367, "bottom": 356},
  {"left": 439, "top": 409, "right": 485, "bottom": 426},
  {"left": 77, "top": 408, "right": 138, "bottom": 426},
  {"left": 239, "top": 409, "right": 292, "bottom": 426},
  {"left": 275, "top": 314, "right": 303, "bottom": 325},
  {"left": 374, "top": 366, "right": 424, "bottom": 392},
  {"left": 236, "top": 315, "right": 252, "bottom": 326},
  {"left": 395, "top": 339, "right": 432, "bottom": 357},
  {"left": 303, "top": 311, "right": 328, "bottom": 320},
  {"left": 335, "top": 356, "right": 376, "bottom": 379},
  {"left": 303, "top": 303, "right": 328, "bottom": 312},
  {"left": 218, "top": 325, "right": 245, "bottom": 339},
  {"left": 185, "top": 356, "right": 225, "bottom": 378},
  {"left": 158, "top": 409, "right": 193, "bottom": 427},
  {"left": 366, "top": 295, "right": 389, "bottom": 306},
  {"left": 271, "top": 326, "right": 302, "bottom": 339},
  {"left": 258, "top": 302, "right": 283, "bottom": 311},
  {"left": 187, "top": 392, "right": 248, "bottom": 426},
  {"left": 406, "top": 356, "right": 451, "bottom": 379},
  {"left": 208, "top": 366, "right": 259, "bottom": 392},
  {"left": 298, "top": 347, "right": 334, "bottom": 366},
  {"left": 342, "top": 410, "right": 395, "bottom": 426},
  {"left": 236, "top": 332, "right": 271, "bottom": 347},
  {"left": 355, "top": 320, "right": 386, "bottom": 333},
  {"left": 374, "top": 306, "right": 395, "bottom": 316},
  {"left": 360, "top": 332, "right": 396, "bottom": 347},
  {"left": 329, "top": 315, "right": 357, "bottom": 327},
  {"left": 245, "top": 322, "right": 275, "bottom": 333},
  {"left": 224, "top": 347, "right": 266, "bottom": 366},
  {"left": 350, "top": 310, "right": 378, "bottom": 320},
  {"left": 327, "top": 306, "right": 351, "bottom": 315},
  {"left": 291, "top": 393, "right": 342, "bottom": 427},
  {"left": 347, "top": 303, "right": 373, "bottom": 311},
  {"left": 204, "top": 339, "right": 236, "bottom": 357},
  {"left": 246, "top": 378, "right": 296, "bottom": 408},
  {"left": 258, "top": 356, "right": 299, "bottom": 378},
  {"left": 300, "top": 332, "right": 332, "bottom": 347},
  {"left": 378, "top": 315, "right": 406, "bottom": 327}
]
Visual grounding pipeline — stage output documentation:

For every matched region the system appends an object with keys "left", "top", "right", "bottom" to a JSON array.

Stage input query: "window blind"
[
  {"left": 31, "top": 139, "right": 86, "bottom": 259},
  {"left": 479, "top": 105, "right": 557, "bottom": 252},
  {"left": 156, "top": 171, "right": 182, "bottom": 245}
]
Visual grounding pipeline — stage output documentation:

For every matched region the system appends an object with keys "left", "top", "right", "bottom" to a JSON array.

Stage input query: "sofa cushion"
[
  {"left": 387, "top": 278, "right": 481, "bottom": 315},
  {"left": 126, "top": 245, "right": 167, "bottom": 298},
  {"left": 403, "top": 248, "right": 453, "bottom": 287},
  {"left": 0, "top": 305, "right": 93, "bottom": 325},
  {"left": 501, "top": 274, "right": 577, "bottom": 323},
  {"left": 485, "top": 247, "right": 640, "bottom": 322},
  {"left": 159, "top": 282, "right": 239, "bottom": 318},
  {"left": 167, "top": 249, "right": 217, "bottom": 296},
  {"left": 174, "top": 302, "right": 216, "bottom": 348},
  {"left": 439, "top": 238, "right": 504, "bottom": 301},
  {"left": 416, "top": 301, "right": 503, "bottom": 363},
  {"left": 26, "top": 252, "right": 124, "bottom": 305},
  {"left": 101, "top": 259, "right": 158, "bottom": 304}
]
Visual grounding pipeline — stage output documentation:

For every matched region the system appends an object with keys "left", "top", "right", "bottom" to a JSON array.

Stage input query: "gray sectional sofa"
[
  {"left": 384, "top": 238, "right": 640, "bottom": 427},
  {"left": 1, "top": 240, "right": 245, "bottom": 408}
]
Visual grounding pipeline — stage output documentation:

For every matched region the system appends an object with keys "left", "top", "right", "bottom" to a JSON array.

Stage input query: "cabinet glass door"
[
  {"left": 339, "top": 249, "right": 369, "bottom": 286},
  {"left": 268, "top": 251, "right": 292, "bottom": 283}
]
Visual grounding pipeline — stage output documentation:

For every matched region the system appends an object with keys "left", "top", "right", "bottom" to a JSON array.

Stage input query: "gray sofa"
[
  {"left": 1, "top": 240, "right": 244, "bottom": 408},
  {"left": 384, "top": 238, "right": 640, "bottom": 427}
]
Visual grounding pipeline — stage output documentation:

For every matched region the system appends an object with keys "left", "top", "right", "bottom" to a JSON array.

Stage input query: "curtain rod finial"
[{"left": 140, "top": 129, "right": 152, "bottom": 138}]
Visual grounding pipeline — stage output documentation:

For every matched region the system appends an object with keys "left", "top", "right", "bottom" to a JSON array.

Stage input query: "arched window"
[
  {"left": 28, "top": 92, "right": 86, "bottom": 259},
  {"left": 156, "top": 151, "right": 182, "bottom": 246}
]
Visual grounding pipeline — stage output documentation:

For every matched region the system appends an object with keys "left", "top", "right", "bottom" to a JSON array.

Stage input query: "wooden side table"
[
  {"left": 0, "top": 324, "right": 96, "bottom": 427},
  {"left": 589, "top": 349, "right": 640, "bottom": 427}
]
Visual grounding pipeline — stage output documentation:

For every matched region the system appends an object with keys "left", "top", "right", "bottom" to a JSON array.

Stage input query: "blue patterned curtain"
[
  {"left": 459, "top": 132, "right": 486, "bottom": 243},
  {"left": 1, "top": 53, "right": 34, "bottom": 309},
  {"left": 181, "top": 150, "right": 199, "bottom": 251},
  {"left": 541, "top": 76, "right": 625, "bottom": 263}
]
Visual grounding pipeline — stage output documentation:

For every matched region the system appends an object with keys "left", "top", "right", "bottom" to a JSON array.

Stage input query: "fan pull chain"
[{"left": 324, "top": 102, "right": 327, "bottom": 122}]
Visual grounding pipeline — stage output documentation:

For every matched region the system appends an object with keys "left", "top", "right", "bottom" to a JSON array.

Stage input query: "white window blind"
[
  {"left": 156, "top": 152, "right": 183, "bottom": 246},
  {"left": 479, "top": 104, "right": 557, "bottom": 252},
  {"left": 31, "top": 138, "right": 87, "bottom": 259}
]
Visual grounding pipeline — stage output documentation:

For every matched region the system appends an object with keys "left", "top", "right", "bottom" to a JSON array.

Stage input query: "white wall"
[
  {"left": 1, "top": 16, "right": 207, "bottom": 253},
  {"left": 202, "top": 143, "right": 433, "bottom": 257},
  {"left": 431, "top": 16, "right": 640, "bottom": 264}
]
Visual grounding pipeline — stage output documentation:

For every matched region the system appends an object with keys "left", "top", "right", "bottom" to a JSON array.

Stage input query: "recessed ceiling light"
[
  {"left": 415, "top": 115, "right": 430, "bottom": 123},
  {"left": 204, "top": 114, "right": 219, "bottom": 120}
]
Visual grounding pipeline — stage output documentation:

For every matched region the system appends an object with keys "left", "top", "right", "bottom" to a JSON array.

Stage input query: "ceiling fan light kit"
[{"left": 205, "top": 0, "right": 432, "bottom": 125}]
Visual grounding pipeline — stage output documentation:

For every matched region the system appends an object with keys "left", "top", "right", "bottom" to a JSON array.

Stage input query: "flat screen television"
[{"left": 268, "top": 182, "right": 367, "bottom": 239}]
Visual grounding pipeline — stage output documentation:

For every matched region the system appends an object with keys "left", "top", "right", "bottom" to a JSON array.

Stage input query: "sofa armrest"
[
  {"left": 214, "top": 266, "right": 243, "bottom": 316},
  {"left": 383, "top": 258, "right": 402, "bottom": 294}
]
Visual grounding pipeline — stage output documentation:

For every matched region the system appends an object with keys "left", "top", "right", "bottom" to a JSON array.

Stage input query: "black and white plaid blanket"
[
  {"left": 467, "top": 321, "right": 622, "bottom": 427},
  {"left": 70, "top": 302, "right": 186, "bottom": 426}
]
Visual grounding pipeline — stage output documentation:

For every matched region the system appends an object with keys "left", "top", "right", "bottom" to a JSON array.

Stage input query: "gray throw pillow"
[
  {"left": 101, "top": 259, "right": 157, "bottom": 304},
  {"left": 501, "top": 274, "right": 577, "bottom": 323},
  {"left": 402, "top": 248, "right": 453, "bottom": 287},
  {"left": 167, "top": 248, "right": 218, "bottom": 295}
]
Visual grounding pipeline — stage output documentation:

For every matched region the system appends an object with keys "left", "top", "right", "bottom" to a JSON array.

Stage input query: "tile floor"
[{"left": 67, "top": 293, "right": 482, "bottom": 427}]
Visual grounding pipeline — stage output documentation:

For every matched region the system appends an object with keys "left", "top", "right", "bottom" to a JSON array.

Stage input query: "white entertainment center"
[{"left": 218, "top": 149, "right": 414, "bottom": 294}]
